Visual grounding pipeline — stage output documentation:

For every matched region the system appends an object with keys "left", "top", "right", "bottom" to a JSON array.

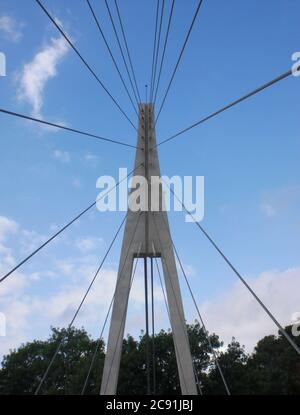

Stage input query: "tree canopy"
[{"left": 0, "top": 322, "right": 299, "bottom": 395}]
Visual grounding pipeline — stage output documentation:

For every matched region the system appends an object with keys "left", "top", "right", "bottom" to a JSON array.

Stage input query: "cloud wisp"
[
  {"left": 53, "top": 149, "right": 71, "bottom": 163},
  {"left": 0, "top": 15, "right": 23, "bottom": 42},
  {"left": 17, "top": 35, "right": 69, "bottom": 119}
]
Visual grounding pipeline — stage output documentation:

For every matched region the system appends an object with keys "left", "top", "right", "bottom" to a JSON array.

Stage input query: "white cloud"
[
  {"left": 84, "top": 153, "right": 97, "bottom": 162},
  {"left": 0, "top": 217, "right": 19, "bottom": 279},
  {"left": 0, "top": 15, "right": 23, "bottom": 42},
  {"left": 53, "top": 149, "right": 71, "bottom": 163},
  {"left": 55, "top": 260, "right": 75, "bottom": 277},
  {"left": 75, "top": 237, "right": 103, "bottom": 253},
  {"left": 0, "top": 216, "right": 18, "bottom": 242},
  {"left": 39, "top": 268, "right": 118, "bottom": 323},
  {"left": 200, "top": 267, "right": 300, "bottom": 352},
  {"left": 84, "top": 152, "right": 99, "bottom": 166},
  {"left": 19, "top": 229, "right": 47, "bottom": 255},
  {"left": 17, "top": 35, "right": 69, "bottom": 118},
  {"left": 0, "top": 243, "right": 15, "bottom": 271},
  {"left": 0, "top": 273, "right": 26, "bottom": 298}
]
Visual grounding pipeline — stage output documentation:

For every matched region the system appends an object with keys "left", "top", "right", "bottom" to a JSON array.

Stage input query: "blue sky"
[{"left": 0, "top": 0, "right": 299, "bottom": 359}]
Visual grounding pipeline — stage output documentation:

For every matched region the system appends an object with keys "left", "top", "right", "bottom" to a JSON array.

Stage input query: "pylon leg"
[
  {"left": 154, "top": 213, "right": 197, "bottom": 395},
  {"left": 100, "top": 214, "right": 140, "bottom": 395}
]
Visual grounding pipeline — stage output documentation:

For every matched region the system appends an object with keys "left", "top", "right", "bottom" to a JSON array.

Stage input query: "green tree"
[
  {"left": 0, "top": 321, "right": 221, "bottom": 395},
  {"left": 203, "top": 338, "right": 249, "bottom": 394},
  {"left": 117, "top": 321, "right": 223, "bottom": 395},
  {"left": 2, "top": 322, "right": 299, "bottom": 394},
  {"left": 0, "top": 327, "right": 105, "bottom": 395},
  {"left": 246, "top": 326, "right": 300, "bottom": 395}
]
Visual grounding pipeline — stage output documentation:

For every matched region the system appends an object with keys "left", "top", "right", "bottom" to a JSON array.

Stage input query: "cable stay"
[
  {"left": 150, "top": 0, "right": 165, "bottom": 103},
  {"left": 158, "top": 69, "right": 293, "bottom": 147},
  {"left": 157, "top": 213, "right": 230, "bottom": 395},
  {"left": 0, "top": 108, "right": 137, "bottom": 149},
  {"left": 86, "top": 0, "right": 138, "bottom": 116},
  {"left": 104, "top": 0, "right": 141, "bottom": 109},
  {"left": 114, "top": 0, "right": 142, "bottom": 104},
  {"left": 150, "top": 256, "right": 156, "bottom": 395},
  {"left": 162, "top": 179, "right": 300, "bottom": 357},
  {"left": 149, "top": 0, "right": 161, "bottom": 104},
  {"left": 35, "top": 0, "right": 136, "bottom": 130},
  {"left": 152, "top": 224, "right": 200, "bottom": 394},
  {"left": 172, "top": 237, "right": 231, "bottom": 395},
  {"left": 153, "top": 0, "right": 175, "bottom": 105},
  {"left": 100, "top": 215, "right": 143, "bottom": 395},
  {"left": 34, "top": 214, "right": 127, "bottom": 395},
  {"left": 155, "top": 0, "right": 204, "bottom": 123},
  {"left": 152, "top": 246, "right": 199, "bottom": 395}
]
